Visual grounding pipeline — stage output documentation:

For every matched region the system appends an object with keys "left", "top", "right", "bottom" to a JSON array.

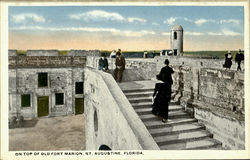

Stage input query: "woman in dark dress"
[
  {"left": 223, "top": 51, "right": 232, "bottom": 70},
  {"left": 152, "top": 59, "right": 174, "bottom": 123}
]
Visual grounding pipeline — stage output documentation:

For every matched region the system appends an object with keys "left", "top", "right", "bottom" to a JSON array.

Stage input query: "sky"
[{"left": 8, "top": 6, "right": 244, "bottom": 51}]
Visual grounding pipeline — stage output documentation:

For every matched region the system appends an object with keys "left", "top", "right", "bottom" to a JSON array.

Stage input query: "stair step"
[
  {"left": 135, "top": 105, "right": 184, "bottom": 114},
  {"left": 128, "top": 97, "right": 152, "bottom": 103},
  {"left": 131, "top": 101, "right": 180, "bottom": 109},
  {"left": 144, "top": 118, "right": 198, "bottom": 129},
  {"left": 125, "top": 91, "right": 154, "bottom": 98},
  {"left": 159, "top": 137, "right": 222, "bottom": 150},
  {"left": 122, "top": 88, "right": 154, "bottom": 94},
  {"left": 149, "top": 123, "right": 205, "bottom": 136},
  {"left": 154, "top": 130, "right": 213, "bottom": 146},
  {"left": 140, "top": 111, "right": 191, "bottom": 122},
  {"left": 131, "top": 102, "right": 152, "bottom": 109}
]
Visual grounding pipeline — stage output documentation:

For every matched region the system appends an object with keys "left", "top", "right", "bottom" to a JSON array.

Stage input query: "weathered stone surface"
[
  {"left": 26, "top": 50, "right": 59, "bottom": 56},
  {"left": 86, "top": 56, "right": 156, "bottom": 82},
  {"left": 9, "top": 56, "right": 86, "bottom": 68},
  {"left": 9, "top": 50, "right": 17, "bottom": 56},
  {"left": 67, "top": 50, "right": 100, "bottom": 57},
  {"left": 84, "top": 68, "right": 159, "bottom": 150},
  {"left": 155, "top": 56, "right": 245, "bottom": 71},
  {"left": 194, "top": 108, "right": 245, "bottom": 150},
  {"left": 9, "top": 67, "right": 84, "bottom": 118}
]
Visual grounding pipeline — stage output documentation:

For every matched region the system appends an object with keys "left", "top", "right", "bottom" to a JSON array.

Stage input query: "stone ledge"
[{"left": 180, "top": 97, "right": 244, "bottom": 121}]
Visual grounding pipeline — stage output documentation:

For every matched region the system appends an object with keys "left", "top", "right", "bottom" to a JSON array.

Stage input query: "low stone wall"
[
  {"left": 26, "top": 50, "right": 59, "bottom": 56},
  {"left": 9, "top": 50, "right": 100, "bottom": 57},
  {"left": 67, "top": 50, "right": 100, "bottom": 57},
  {"left": 9, "top": 50, "right": 17, "bottom": 56},
  {"left": 194, "top": 108, "right": 245, "bottom": 149},
  {"left": 9, "top": 56, "right": 86, "bottom": 68},
  {"left": 84, "top": 67, "right": 159, "bottom": 150},
  {"left": 171, "top": 66, "right": 245, "bottom": 116},
  {"left": 86, "top": 56, "right": 156, "bottom": 82},
  {"left": 170, "top": 66, "right": 245, "bottom": 149},
  {"left": 155, "top": 56, "right": 245, "bottom": 71}
]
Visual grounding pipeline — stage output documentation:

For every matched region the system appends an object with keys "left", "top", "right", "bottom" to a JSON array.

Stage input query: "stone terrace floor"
[{"left": 9, "top": 114, "right": 85, "bottom": 151}]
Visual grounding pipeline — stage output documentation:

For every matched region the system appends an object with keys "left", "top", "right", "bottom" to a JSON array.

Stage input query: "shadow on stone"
[{"left": 9, "top": 118, "right": 39, "bottom": 129}]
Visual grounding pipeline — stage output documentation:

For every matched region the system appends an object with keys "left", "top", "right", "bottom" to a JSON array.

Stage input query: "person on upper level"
[
  {"left": 114, "top": 49, "right": 126, "bottom": 83},
  {"left": 98, "top": 53, "right": 109, "bottom": 72},
  {"left": 235, "top": 49, "right": 244, "bottom": 71},
  {"left": 223, "top": 51, "right": 232, "bottom": 70}
]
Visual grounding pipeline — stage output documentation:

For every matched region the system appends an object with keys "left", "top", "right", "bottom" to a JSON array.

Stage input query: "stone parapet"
[
  {"left": 84, "top": 67, "right": 159, "bottom": 150},
  {"left": 9, "top": 56, "right": 86, "bottom": 68},
  {"left": 26, "top": 50, "right": 59, "bottom": 56},
  {"left": 155, "top": 56, "right": 245, "bottom": 71}
]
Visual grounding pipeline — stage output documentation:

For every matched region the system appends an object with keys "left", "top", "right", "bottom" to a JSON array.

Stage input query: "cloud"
[
  {"left": 12, "top": 13, "right": 46, "bottom": 23},
  {"left": 220, "top": 19, "right": 240, "bottom": 25},
  {"left": 208, "top": 29, "right": 242, "bottom": 36},
  {"left": 69, "top": 10, "right": 146, "bottom": 24},
  {"left": 162, "top": 17, "right": 241, "bottom": 27},
  {"left": 162, "top": 32, "right": 170, "bottom": 36},
  {"left": 194, "top": 19, "right": 216, "bottom": 25},
  {"left": 183, "top": 18, "right": 193, "bottom": 23},
  {"left": 10, "top": 26, "right": 155, "bottom": 37},
  {"left": 163, "top": 17, "right": 194, "bottom": 25},
  {"left": 112, "top": 30, "right": 155, "bottom": 37},
  {"left": 127, "top": 17, "right": 147, "bottom": 23},
  {"left": 163, "top": 17, "right": 176, "bottom": 25},
  {"left": 185, "top": 31, "right": 205, "bottom": 36},
  {"left": 152, "top": 22, "right": 160, "bottom": 26},
  {"left": 69, "top": 10, "right": 125, "bottom": 22},
  {"left": 221, "top": 29, "right": 242, "bottom": 36}
]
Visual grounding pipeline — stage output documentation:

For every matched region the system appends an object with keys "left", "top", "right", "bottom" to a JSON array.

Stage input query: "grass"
[
  {"left": 16, "top": 50, "right": 27, "bottom": 55},
  {"left": 58, "top": 50, "right": 68, "bottom": 56}
]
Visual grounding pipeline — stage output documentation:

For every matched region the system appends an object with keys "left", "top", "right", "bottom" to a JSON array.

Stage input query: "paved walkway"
[{"left": 9, "top": 114, "right": 85, "bottom": 151}]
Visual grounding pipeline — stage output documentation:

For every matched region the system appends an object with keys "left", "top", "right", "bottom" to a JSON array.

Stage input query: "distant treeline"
[{"left": 101, "top": 50, "right": 244, "bottom": 59}]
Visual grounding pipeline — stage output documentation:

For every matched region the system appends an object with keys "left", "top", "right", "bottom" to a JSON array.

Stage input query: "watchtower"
[{"left": 170, "top": 24, "right": 183, "bottom": 56}]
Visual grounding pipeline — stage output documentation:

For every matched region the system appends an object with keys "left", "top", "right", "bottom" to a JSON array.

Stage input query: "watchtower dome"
[{"left": 170, "top": 24, "right": 183, "bottom": 56}]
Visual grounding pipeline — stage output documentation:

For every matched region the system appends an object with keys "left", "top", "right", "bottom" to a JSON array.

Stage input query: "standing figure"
[
  {"left": 114, "top": 49, "right": 126, "bottom": 82},
  {"left": 152, "top": 59, "right": 174, "bottom": 123},
  {"left": 98, "top": 53, "right": 109, "bottom": 72},
  {"left": 223, "top": 51, "right": 232, "bottom": 70},
  {"left": 235, "top": 49, "right": 244, "bottom": 71}
]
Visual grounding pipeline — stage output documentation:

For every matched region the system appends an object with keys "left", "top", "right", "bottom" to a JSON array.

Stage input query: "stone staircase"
[{"left": 122, "top": 87, "right": 223, "bottom": 150}]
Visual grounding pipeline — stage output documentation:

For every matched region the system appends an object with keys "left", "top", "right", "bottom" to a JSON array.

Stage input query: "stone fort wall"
[
  {"left": 8, "top": 50, "right": 89, "bottom": 119},
  {"left": 9, "top": 68, "right": 85, "bottom": 118},
  {"left": 84, "top": 67, "right": 159, "bottom": 150},
  {"left": 9, "top": 49, "right": 100, "bottom": 57},
  {"left": 87, "top": 55, "right": 245, "bottom": 149}
]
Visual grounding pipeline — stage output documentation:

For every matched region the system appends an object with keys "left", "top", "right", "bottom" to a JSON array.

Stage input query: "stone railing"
[
  {"left": 84, "top": 67, "right": 159, "bottom": 150},
  {"left": 9, "top": 49, "right": 100, "bottom": 57},
  {"left": 9, "top": 56, "right": 86, "bottom": 68},
  {"left": 171, "top": 66, "right": 245, "bottom": 149},
  {"left": 155, "top": 56, "right": 245, "bottom": 71},
  {"left": 86, "top": 56, "right": 156, "bottom": 81},
  {"left": 171, "top": 66, "right": 245, "bottom": 118}
]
